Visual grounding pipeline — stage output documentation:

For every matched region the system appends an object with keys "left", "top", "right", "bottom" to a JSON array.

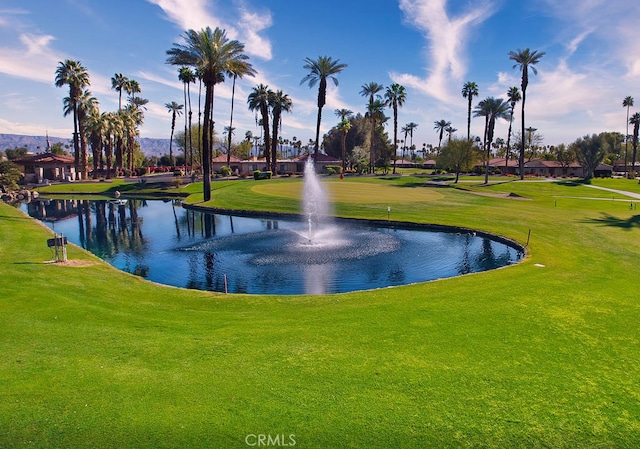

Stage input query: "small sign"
[{"left": 47, "top": 236, "right": 68, "bottom": 247}]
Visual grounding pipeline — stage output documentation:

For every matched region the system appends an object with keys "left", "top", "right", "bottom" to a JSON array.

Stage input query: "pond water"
[{"left": 22, "top": 199, "right": 523, "bottom": 295}]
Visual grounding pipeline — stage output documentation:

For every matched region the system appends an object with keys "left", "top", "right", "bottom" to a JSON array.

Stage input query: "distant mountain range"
[{"left": 0, "top": 133, "right": 171, "bottom": 157}]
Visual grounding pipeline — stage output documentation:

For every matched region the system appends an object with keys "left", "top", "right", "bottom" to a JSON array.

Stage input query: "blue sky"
[{"left": 1, "top": 0, "right": 639, "bottom": 151}]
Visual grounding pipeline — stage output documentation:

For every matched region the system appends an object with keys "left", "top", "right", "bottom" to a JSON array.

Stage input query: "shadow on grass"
[
  {"left": 583, "top": 213, "right": 640, "bottom": 230},
  {"left": 556, "top": 179, "right": 589, "bottom": 187}
]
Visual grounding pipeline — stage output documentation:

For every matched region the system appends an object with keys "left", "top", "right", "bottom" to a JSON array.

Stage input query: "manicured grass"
[{"left": 2, "top": 177, "right": 640, "bottom": 448}]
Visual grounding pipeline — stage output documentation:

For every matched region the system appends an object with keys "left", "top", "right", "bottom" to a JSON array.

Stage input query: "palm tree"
[
  {"left": 462, "top": 81, "right": 479, "bottom": 140},
  {"left": 86, "top": 110, "right": 106, "bottom": 178},
  {"left": 104, "top": 112, "right": 123, "bottom": 179},
  {"left": 623, "top": 96, "right": 634, "bottom": 175},
  {"left": 366, "top": 99, "right": 386, "bottom": 173},
  {"left": 334, "top": 108, "right": 353, "bottom": 121},
  {"left": 337, "top": 118, "right": 352, "bottom": 172},
  {"left": 225, "top": 60, "right": 256, "bottom": 167},
  {"left": 384, "top": 83, "right": 407, "bottom": 174},
  {"left": 74, "top": 89, "right": 99, "bottom": 180},
  {"left": 434, "top": 119, "right": 451, "bottom": 155},
  {"left": 167, "top": 27, "right": 251, "bottom": 201},
  {"left": 111, "top": 73, "right": 128, "bottom": 110},
  {"left": 55, "top": 59, "right": 90, "bottom": 178},
  {"left": 248, "top": 84, "right": 273, "bottom": 168},
  {"left": 445, "top": 126, "right": 457, "bottom": 143},
  {"left": 509, "top": 48, "right": 545, "bottom": 179},
  {"left": 474, "top": 97, "right": 511, "bottom": 184},
  {"left": 178, "top": 67, "right": 196, "bottom": 170},
  {"left": 505, "top": 86, "right": 521, "bottom": 174},
  {"left": 165, "top": 101, "right": 184, "bottom": 167},
  {"left": 300, "top": 55, "right": 348, "bottom": 161},
  {"left": 360, "top": 82, "right": 384, "bottom": 105},
  {"left": 269, "top": 90, "right": 293, "bottom": 174},
  {"left": 406, "top": 122, "right": 418, "bottom": 159},
  {"left": 122, "top": 105, "right": 143, "bottom": 172},
  {"left": 124, "top": 79, "right": 142, "bottom": 103},
  {"left": 630, "top": 112, "right": 640, "bottom": 177}
]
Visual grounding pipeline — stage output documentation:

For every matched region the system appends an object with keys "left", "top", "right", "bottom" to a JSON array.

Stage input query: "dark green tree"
[{"left": 437, "top": 138, "right": 478, "bottom": 183}]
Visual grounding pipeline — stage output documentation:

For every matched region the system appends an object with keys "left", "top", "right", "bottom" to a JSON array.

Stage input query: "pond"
[{"left": 22, "top": 199, "right": 523, "bottom": 295}]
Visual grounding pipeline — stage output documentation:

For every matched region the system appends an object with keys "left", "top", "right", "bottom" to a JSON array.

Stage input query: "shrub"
[
  {"left": 135, "top": 167, "right": 149, "bottom": 176},
  {"left": 171, "top": 178, "right": 183, "bottom": 188},
  {"left": 220, "top": 166, "right": 232, "bottom": 177},
  {"left": 253, "top": 170, "right": 272, "bottom": 180}
]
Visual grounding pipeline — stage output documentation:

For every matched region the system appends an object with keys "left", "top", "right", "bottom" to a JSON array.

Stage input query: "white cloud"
[
  {"left": 0, "top": 33, "right": 60, "bottom": 83},
  {"left": 146, "top": 0, "right": 216, "bottom": 31},
  {"left": 394, "top": 0, "right": 496, "bottom": 102},
  {"left": 147, "top": 0, "right": 273, "bottom": 60},
  {"left": 237, "top": 6, "right": 273, "bottom": 60}
]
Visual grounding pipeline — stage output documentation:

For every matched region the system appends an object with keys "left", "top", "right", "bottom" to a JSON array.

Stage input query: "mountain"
[{"left": 0, "top": 133, "right": 171, "bottom": 157}]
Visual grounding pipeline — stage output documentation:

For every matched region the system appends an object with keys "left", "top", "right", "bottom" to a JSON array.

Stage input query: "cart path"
[{"left": 584, "top": 184, "right": 640, "bottom": 199}]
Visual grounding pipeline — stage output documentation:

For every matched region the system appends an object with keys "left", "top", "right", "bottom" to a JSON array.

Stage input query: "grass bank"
[{"left": 2, "top": 176, "right": 639, "bottom": 448}]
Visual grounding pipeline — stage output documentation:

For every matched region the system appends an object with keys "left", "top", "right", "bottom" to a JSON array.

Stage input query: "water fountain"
[
  {"left": 23, "top": 164, "right": 524, "bottom": 294},
  {"left": 302, "top": 158, "right": 330, "bottom": 243}
]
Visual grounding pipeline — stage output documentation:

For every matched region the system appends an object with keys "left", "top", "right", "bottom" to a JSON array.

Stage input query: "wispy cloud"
[
  {"left": 0, "top": 33, "right": 60, "bottom": 83},
  {"left": 392, "top": 0, "right": 496, "bottom": 102},
  {"left": 146, "top": 0, "right": 216, "bottom": 31},
  {"left": 146, "top": 0, "right": 273, "bottom": 60}
]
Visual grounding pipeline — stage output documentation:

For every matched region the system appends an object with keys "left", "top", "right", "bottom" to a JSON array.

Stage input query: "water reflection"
[{"left": 23, "top": 199, "right": 523, "bottom": 295}]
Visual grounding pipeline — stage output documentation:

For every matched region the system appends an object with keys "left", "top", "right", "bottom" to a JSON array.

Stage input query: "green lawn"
[{"left": 2, "top": 177, "right": 640, "bottom": 448}]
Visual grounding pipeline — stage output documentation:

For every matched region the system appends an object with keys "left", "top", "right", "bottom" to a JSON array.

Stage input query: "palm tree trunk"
[
  {"left": 392, "top": 106, "right": 398, "bottom": 174},
  {"left": 227, "top": 75, "right": 237, "bottom": 167},
  {"left": 505, "top": 107, "right": 514, "bottom": 175},
  {"left": 202, "top": 84, "right": 213, "bottom": 202},
  {"left": 467, "top": 96, "right": 472, "bottom": 140},
  {"left": 520, "top": 89, "right": 526, "bottom": 180},
  {"left": 72, "top": 106, "right": 80, "bottom": 179},
  {"left": 314, "top": 106, "right": 323, "bottom": 163},
  {"left": 187, "top": 83, "right": 193, "bottom": 174}
]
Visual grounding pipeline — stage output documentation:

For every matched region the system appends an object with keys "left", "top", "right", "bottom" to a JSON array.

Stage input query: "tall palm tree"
[
  {"left": 111, "top": 73, "right": 129, "bottom": 110},
  {"left": 167, "top": 26, "right": 251, "bottom": 201},
  {"left": 165, "top": 101, "right": 184, "bottom": 167},
  {"left": 248, "top": 84, "right": 273, "bottom": 168},
  {"left": 384, "top": 83, "right": 407, "bottom": 174},
  {"left": 630, "top": 112, "right": 640, "bottom": 177},
  {"left": 122, "top": 105, "right": 143, "bottom": 172},
  {"left": 300, "top": 55, "right": 348, "bottom": 161},
  {"left": 86, "top": 110, "right": 106, "bottom": 178},
  {"left": 178, "top": 67, "right": 196, "bottom": 170},
  {"left": 474, "top": 97, "right": 511, "bottom": 184},
  {"left": 337, "top": 118, "right": 352, "bottom": 172},
  {"left": 462, "top": 81, "right": 479, "bottom": 140},
  {"left": 269, "top": 90, "right": 293, "bottom": 174},
  {"left": 226, "top": 60, "right": 256, "bottom": 167},
  {"left": 505, "top": 86, "right": 521, "bottom": 174},
  {"left": 434, "top": 119, "right": 451, "bottom": 155},
  {"left": 509, "top": 47, "right": 545, "bottom": 179},
  {"left": 104, "top": 112, "right": 123, "bottom": 179},
  {"left": 366, "top": 99, "right": 386, "bottom": 173},
  {"left": 74, "top": 89, "right": 99, "bottom": 180},
  {"left": 55, "top": 59, "right": 90, "bottom": 178},
  {"left": 623, "top": 96, "right": 634, "bottom": 175},
  {"left": 405, "top": 122, "right": 418, "bottom": 159}
]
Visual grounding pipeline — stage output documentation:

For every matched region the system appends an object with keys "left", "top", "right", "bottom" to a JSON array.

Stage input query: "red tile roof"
[{"left": 13, "top": 152, "right": 75, "bottom": 165}]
